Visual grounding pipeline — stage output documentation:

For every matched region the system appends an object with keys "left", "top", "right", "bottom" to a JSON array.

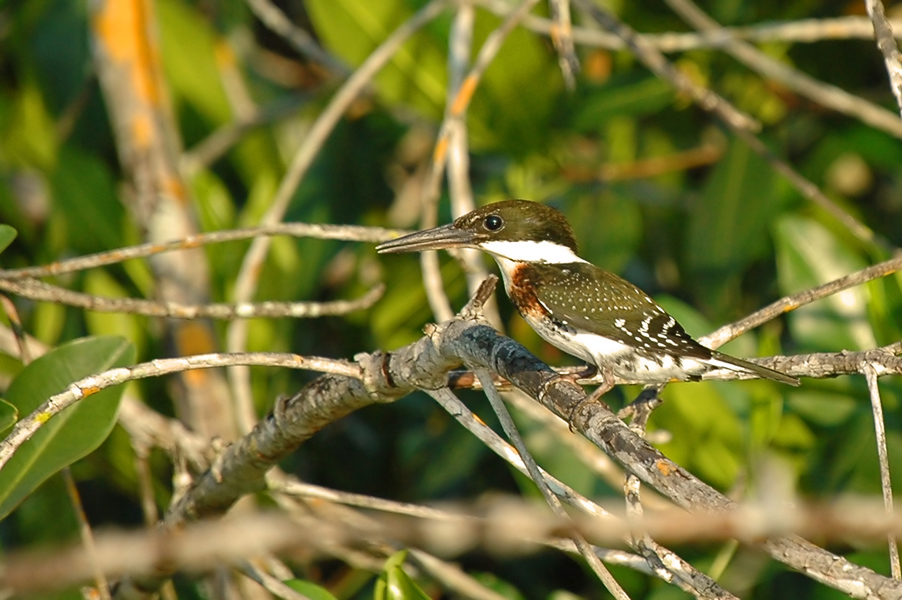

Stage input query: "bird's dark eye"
[{"left": 483, "top": 215, "right": 504, "bottom": 231}]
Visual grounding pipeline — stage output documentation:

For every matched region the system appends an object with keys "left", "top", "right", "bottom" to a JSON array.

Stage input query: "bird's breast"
[{"left": 506, "top": 262, "right": 549, "bottom": 319}]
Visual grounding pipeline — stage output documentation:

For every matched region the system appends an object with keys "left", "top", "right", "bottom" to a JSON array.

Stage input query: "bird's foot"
[
  {"left": 567, "top": 368, "right": 614, "bottom": 433},
  {"left": 573, "top": 363, "right": 598, "bottom": 381}
]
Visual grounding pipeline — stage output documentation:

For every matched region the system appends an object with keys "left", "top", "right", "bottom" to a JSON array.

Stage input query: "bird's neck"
[
  {"left": 480, "top": 240, "right": 586, "bottom": 264},
  {"left": 483, "top": 240, "right": 586, "bottom": 294}
]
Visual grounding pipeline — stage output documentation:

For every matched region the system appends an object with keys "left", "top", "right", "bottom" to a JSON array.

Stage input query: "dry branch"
[
  {"left": 10, "top": 494, "right": 902, "bottom": 596},
  {"left": 0, "top": 277, "right": 384, "bottom": 320},
  {"left": 93, "top": 275, "right": 902, "bottom": 598}
]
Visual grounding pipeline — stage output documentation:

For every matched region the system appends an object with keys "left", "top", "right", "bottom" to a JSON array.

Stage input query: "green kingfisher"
[{"left": 377, "top": 199, "right": 799, "bottom": 389}]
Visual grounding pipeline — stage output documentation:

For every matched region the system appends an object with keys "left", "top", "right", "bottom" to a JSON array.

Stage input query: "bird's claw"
[{"left": 566, "top": 367, "right": 614, "bottom": 433}]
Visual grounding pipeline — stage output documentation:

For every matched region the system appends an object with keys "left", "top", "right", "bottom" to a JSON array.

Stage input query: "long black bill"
[{"left": 376, "top": 223, "right": 476, "bottom": 254}]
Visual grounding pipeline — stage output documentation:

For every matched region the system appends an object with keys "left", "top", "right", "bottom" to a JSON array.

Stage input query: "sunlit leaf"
[
  {"left": 0, "top": 336, "right": 135, "bottom": 519},
  {"left": 306, "top": 0, "right": 447, "bottom": 118},
  {"left": 375, "top": 550, "right": 431, "bottom": 600},
  {"left": 0, "top": 399, "right": 17, "bottom": 433},
  {"left": 0, "top": 224, "right": 17, "bottom": 255},
  {"left": 652, "top": 381, "right": 744, "bottom": 490},
  {"left": 284, "top": 579, "right": 339, "bottom": 600},
  {"left": 774, "top": 216, "right": 874, "bottom": 351},
  {"left": 5, "top": 82, "right": 57, "bottom": 170},
  {"left": 83, "top": 271, "right": 145, "bottom": 346},
  {"left": 157, "top": 0, "right": 231, "bottom": 125}
]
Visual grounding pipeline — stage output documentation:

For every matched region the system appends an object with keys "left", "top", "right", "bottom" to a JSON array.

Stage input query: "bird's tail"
[{"left": 706, "top": 353, "right": 799, "bottom": 386}]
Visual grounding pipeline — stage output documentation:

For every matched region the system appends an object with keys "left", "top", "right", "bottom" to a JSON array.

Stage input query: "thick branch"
[{"left": 112, "top": 305, "right": 902, "bottom": 598}]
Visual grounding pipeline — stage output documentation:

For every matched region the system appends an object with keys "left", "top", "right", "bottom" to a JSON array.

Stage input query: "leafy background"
[{"left": 1, "top": 0, "right": 902, "bottom": 598}]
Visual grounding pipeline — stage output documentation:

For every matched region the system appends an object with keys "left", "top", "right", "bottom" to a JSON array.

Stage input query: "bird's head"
[{"left": 376, "top": 200, "right": 580, "bottom": 263}]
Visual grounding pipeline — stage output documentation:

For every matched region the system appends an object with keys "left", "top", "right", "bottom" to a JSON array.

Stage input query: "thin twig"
[
  {"left": 407, "top": 549, "right": 511, "bottom": 600},
  {"left": 444, "top": 2, "right": 503, "bottom": 328},
  {"left": 700, "top": 255, "right": 902, "bottom": 349},
  {"left": 475, "top": 370, "right": 631, "bottom": 600},
  {"left": 63, "top": 468, "right": 111, "bottom": 600},
  {"left": 863, "top": 363, "right": 901, "bottom": 579},
  {"left": 572, "top": 0, "right": 887, "bottom": 249},
  {"left": 244, "top": 0, "right": 349, "bottom": 75},
  {"left": 0, "top": 223, "right": 402, "bottom": 280},
  {"left": 419, "top": 0, "right": 542, "bottom": 322},
  {"left": 271, "top": 478, "right": 461, "bottom": 522},
  {"left": 665, "top": 0, "right": 902, "bottom": 138},
  {"left": 227, "top": 0, "right": 451, "bottom": 434},
  {"left": 425, "top": 387, "right": 615, "bottom": 519},
  {"left": 181, "top": 94, "right": 314, "bottom": 175},
  {"left": 864, "top": 0, "right": 902, "bottom": 116},
  {"left": 131, "top": 440, "right": 160, "bottom": 528},
  {"left": 237, "top": 560, "right": 311, "bottom": 600},
  {"left": 0, "top": 352, "right": 360, "bottom": 472},
  {"left": 426, "top": 1, "right": 478, "bottom": 324},
  {"left": 504, "top": 390, "right": 640, "bottom": 500},
  {"left": 547, "top": 0, "right": 580, "bottom": 89},
  {"left": 215, "top": 34, "right": 257, "bottom": 122},
  {"left": 0, "top": 294, "right": 31, "bottom": 363},
  {"left": 0, "top": 277, "right": 383, "bottom": 320},
  {"left": 572, "top": 0, "right": 759, "bottom": 132},
  {"left": 476, "top": 2, "right": 902, "bottom": 50}
]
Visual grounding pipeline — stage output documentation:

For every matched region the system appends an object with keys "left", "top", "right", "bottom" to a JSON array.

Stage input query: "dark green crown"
[{"left": 452, "top": 200, "right": 579, "bottom": 254}]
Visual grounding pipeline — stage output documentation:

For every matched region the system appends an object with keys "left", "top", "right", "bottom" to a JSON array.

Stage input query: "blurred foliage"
[{"left": 0, "top": 0, "right": 901, "bottom": 598}]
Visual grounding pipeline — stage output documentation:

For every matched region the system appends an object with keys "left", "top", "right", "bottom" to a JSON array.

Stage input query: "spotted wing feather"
[{"left": 523, "top": 262, "right": 713, "bottom": 359}]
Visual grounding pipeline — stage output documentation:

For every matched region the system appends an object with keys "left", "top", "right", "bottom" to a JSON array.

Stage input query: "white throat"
[{"left": 480, "top": 240, "right": 586, "bottom": 265}]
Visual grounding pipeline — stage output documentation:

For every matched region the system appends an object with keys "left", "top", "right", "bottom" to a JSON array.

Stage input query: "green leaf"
[
  {"left": 769, "top": 412, "right": 816, "bottom": 474},
  {"left": 788, "top": 389, "right": 856, "bottom": 427},
  {"left": 157, "top": 0, "right": 231, "bottom": 125},
  {"left": 0, "top": 336, "right": 135, "bottom": 519},
  {"left": 83, "top": 270, "right": 144, "bottom": 346},
  {"left": 470, "top": 572, "right": 526, "bottom": 600},
  {"left": 0, "top": 399, "right": 17, "bottom": 432},
  {"left": 748, "top": 391, "right": 784, "bottom": 449},
  {"left": 469, "top": 16, "right": 562, "bottom": 152},
  {"left": 4, "top": 81, "right": 58, "bottom": 170},
  {"left": 866, "top": 274, "right": 902, "bottom": 346},
  {"left": 652, "top": 381, "right": 745, "bottom": 489},
  {"left": 572, "top": 75, "right": 675, "bottom": 132},
  {"left": 306, "top": 0, "right": 447, "bottom": 118},
  {"left": 685, "top": 138, "right": 779, "bottom": 314},
  {"left": 0, "top": 224, "right": 17, "bottom": 255},
  {"left": 570, "top": 192, "right": 642, "bottom": 275},
  {"left": 284, "top": 579, "right": 339, "bottom": 600},
  {"left": 773, "top": 215, "right": 874, "bottom": 351},
  {"left": 375, "top": 550, "right": 431, "bottom": 600},
  {"left": 50, "top": 148, "right": 124, "bottom": 254}
]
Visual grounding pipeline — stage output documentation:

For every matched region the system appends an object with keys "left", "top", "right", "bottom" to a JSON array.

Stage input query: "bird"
[{"left": 376, "top": 199, "right": 799, "bottom": 394}]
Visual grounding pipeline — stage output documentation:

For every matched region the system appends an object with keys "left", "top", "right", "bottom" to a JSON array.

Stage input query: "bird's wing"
[{"left": 527, "top": 262, "right": 712, "bottom": 359}]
